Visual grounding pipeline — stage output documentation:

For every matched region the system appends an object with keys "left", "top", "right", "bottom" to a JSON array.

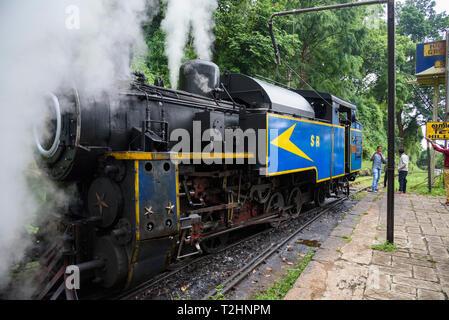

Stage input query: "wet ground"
[{"left": 132, "top": 196, "right": 359, "bottom": 300}]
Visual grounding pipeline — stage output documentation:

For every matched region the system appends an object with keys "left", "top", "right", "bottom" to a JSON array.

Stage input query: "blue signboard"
[{"left": 416, "top": 41, "right": 446, "bottom": 74}]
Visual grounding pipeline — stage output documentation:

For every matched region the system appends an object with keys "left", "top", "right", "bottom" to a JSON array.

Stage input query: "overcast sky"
[
  {"left": 433, "top": 0, "right": 449, "bottom": 14},
  {"left": 395, "top": 0, "right": 448, "bottom": 14}
]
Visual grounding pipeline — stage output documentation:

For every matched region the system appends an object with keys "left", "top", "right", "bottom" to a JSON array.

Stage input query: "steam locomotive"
[{"left": 34, "top": 59, "right": 363, "bottom": 296}]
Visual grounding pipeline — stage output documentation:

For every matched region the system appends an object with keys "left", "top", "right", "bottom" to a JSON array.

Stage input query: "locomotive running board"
[{"left": 107, "top": 151, "right": 255, "bottom": 161}]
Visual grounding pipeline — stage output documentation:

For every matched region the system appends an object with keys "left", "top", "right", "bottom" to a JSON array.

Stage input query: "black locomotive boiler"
[{"left": 34, "top": 59, "right": 363, "bottom": 297}]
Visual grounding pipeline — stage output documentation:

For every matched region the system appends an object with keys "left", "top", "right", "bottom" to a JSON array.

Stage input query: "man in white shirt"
[{"left": 397, "top": 148, "right": 409, "bottom": 194}]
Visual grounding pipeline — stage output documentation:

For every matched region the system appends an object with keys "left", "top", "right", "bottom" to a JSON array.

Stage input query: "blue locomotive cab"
[{"left": 293, "top": 90, "right": 363, "bottom": 181}]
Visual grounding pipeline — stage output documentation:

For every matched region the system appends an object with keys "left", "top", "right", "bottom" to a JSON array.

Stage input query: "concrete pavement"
[{"left": 284, "top": 191, "right": 449, "bottom": 300}]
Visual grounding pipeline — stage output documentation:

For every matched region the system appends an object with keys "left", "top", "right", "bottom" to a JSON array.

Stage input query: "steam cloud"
[
  {"left": 0, "top": 0, "right": 157, "bottom": 296},
  {"left": 161, "top": 0, "right": 218, "bottom": 88}
]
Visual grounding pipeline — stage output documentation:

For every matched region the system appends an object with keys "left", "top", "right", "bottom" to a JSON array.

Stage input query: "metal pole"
[
  {"left": 432, "top": 83, "right": 439, "bottom": 184},
  {"left": 386, "top": 0, "right": 395, "bottom": 244},
  {"left": 427, "top": 142, "right": 432, "bottom": 192},
  {"left": 269, "top": 0, "right": 388, "bottom": 64},
  {"left": 445, "top": 30, "right": 449, "bottom": 148}
]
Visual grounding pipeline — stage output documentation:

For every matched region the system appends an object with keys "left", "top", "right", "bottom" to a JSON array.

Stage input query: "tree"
[
  {"left": 397, "top": 0, "right": 449, "bottom": 42},
  {"left": 214, "top": 0, "right": 299, "bottom": 79}
]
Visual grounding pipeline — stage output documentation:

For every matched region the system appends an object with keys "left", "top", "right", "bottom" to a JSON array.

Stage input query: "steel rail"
[{"left": 115, "top": 226, "right": 271, "bottom": 300}]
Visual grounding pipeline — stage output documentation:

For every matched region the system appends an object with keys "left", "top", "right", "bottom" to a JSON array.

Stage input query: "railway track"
[
  {"left": 200, "top": 186, "right": 369, "bottom": 300},
  {"left": 116, "top": 186, "right": 369, "bottom": 300},
  {"left": 116, "top": 225, "right": 269, "bottom": 300}
]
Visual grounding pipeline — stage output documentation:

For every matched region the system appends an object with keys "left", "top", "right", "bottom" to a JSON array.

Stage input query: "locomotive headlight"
[{"left": 33, "top": 93, "right": 62, "bottom": 158}]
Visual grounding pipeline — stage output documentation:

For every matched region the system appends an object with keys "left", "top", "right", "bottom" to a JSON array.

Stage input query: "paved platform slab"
[{"left": 284, "top": 191, "right": 449, "bottom": 300}]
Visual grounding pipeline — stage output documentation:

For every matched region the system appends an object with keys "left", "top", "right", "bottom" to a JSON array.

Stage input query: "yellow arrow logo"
[{"left": 270, "top": 124, "right": 313, "bottom": 162}]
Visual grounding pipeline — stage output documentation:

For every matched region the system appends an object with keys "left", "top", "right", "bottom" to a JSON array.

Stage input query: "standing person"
[
  {"left": 397, "top": 148, "right": 409, "bottom": 194},
  {"left": 426, "top": 138, "right": 449, "bottom": 204},
  {"left": 370, "top": 146, "right": 386, "bottom": 192}
]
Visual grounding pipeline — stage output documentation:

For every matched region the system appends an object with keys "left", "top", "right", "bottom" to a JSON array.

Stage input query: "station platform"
[{"left": 284, "top": 190, "right": 449, "bottom": 300}]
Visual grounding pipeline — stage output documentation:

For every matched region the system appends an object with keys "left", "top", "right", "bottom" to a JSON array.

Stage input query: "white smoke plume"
[
  {"left": 161, "top": 0, "right": 218, "bottom": 88},
  {"left": 0, "top": 0, "right": 157, "bottom": 295}
]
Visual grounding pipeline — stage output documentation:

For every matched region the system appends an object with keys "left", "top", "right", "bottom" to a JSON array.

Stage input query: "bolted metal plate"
[{"left": 138, "top": 160, "right": 178, "bottom": 240}]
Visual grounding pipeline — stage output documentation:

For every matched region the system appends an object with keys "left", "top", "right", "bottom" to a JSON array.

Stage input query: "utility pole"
[
  {"left": 386, "top": 0, "right": 395, "bottom": 244},
  {"left": 445, "top": 30, "right": 449, "bottom": 148}
]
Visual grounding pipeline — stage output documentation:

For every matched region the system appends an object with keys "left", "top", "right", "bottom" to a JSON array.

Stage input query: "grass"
[
  {"left": 340, "top": 235, "right": 352, "bottom": 243},
  {"left": 371, "top": 241, "right": 400, "bottom": 252},
  {"left": 356, "top": 159, "right": 445, "bottom": 196},
  {"left": 405, "top": 172, "right": 446, "bottom": 196},
  {"left": 209, "top": 285, "right": 226, "bottom": 300},
  {"left": 252, "top": 250, "right": 314, "bottom": 300},
  {"left": 365, "top": 172, "right": 445, "bottom": 196},
  {"left": 173, "top": 289, "right": 191, "bottom": 300},
  {"left": 352, "top": 176, "right": 372, "bottom": 190},
  {"left": 352, "top": 191, "right": 367, "bottom": 201}
]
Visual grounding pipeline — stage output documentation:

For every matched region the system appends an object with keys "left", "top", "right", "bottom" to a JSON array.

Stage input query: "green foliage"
[
  {"left": 417, "top": 148, "right": 445, "bottom": 170},
  {"left": 24, "top": 224, "right": 39, "bottom": 235},
  {"left": 210, "top": 285, "right": 226, "bottom": 300},
  {"left": 397, "top": 0, "right": 449, "bottom": 42},
  {"left": 214, "top": 0, "right": 299, "bottom": 78},
  {"left": 141, "top": 9, "right": 170, "bottom": 86}
]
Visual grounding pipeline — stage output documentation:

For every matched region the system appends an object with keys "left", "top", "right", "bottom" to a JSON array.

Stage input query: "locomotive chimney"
[{"left": 179, "top": 59, "right": 220, "bottom": 97}]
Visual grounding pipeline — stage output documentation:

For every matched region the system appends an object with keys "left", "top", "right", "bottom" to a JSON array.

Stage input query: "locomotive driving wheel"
[
  {"left": 252, "top": 185, "right": 272, "bottom": 204},
  {"left": 199, "top": 212, "right": 230, "bottom": 254},
  {"left": 266, "top": 192, "right": 284, "bottom": 228},
  {"left": 287, "top": 187, "right": 303, "bottom": 217},
  {"left": 200, "top": 233, "right": 230, "bottom": 254},
  {"left": 314, "top": 186, "right": 326, "bottom": 207}
]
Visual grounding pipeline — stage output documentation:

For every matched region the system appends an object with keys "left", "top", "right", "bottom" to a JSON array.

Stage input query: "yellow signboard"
[
  {"left": 426, "top": 122, "right": 449, "bottom": 140},
  {"left": 424, "top": 41, "right": 446, "bottom": 57}
]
